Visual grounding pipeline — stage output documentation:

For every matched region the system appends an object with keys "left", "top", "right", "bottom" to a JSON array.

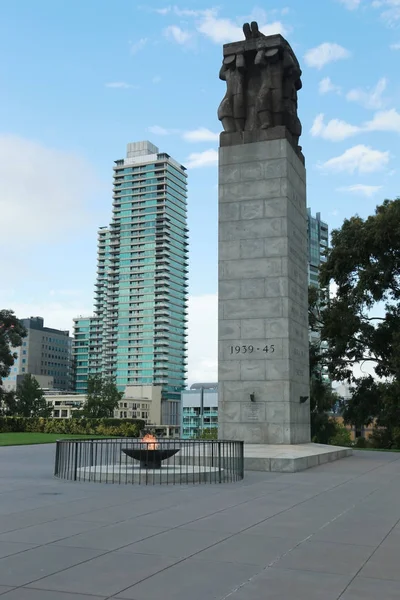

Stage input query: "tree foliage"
[
  {"left": 14, "top": 374, "right": 52, "bottom": 417},
  {"left": 196, "top": 428, "right": 218, "bottom": 440},
  {"left": 81, "top": 375, "right": 123, "bottom": 418},
  {"left": 0, "top": 310, "right": 26, "bottom": 383},
  {"left": 0, "top": 310, "right": 27, "bottom": 414},
  {"left": 315, "top": 199, "right": 400, "bottom": 446},
  {"left": 319, "top": 199, "right": 400, "bottom": 383}
]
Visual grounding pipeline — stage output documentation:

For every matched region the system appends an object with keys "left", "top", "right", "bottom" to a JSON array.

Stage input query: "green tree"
[
  {"left": 196, "top": 428, "right": 218, "bottom": 440},
  {"left": 81, "top": 374, "right": 123, "bottom": 418},
  {"left": 319, "top": 199, "right": 400, "bottom": 383},
  {"left": 317, "top": 198, "right": 400, "bottom": 445},
  {"left": 0, "top": 310, "right": 27, "bottom": 414},
  {"left": 14, "top": 374, "right": 52, "bottom": 417},
  {"left": 308, "top": 288, "right": 340, "bottom": 443}
]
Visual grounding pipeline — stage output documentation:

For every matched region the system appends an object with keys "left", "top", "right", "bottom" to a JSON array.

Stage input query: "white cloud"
[
  {"left": 337, "top": 184, "right": 383, "bottom": 197},
  {"left": 311, "top": 108, "right": 400, "bottom": 141},
  {"left": 346, "top": 77, "right": 387, "bottom": 109},
  {"left": 319, "top": 77, "right": 341, "bottom": 95},
  {"left": 365, "top": 108, "right": 400, "bottom": 133},
  {"left": 310, "top": 114, "right": 361, "bottom": 141},
  {"left": 320, "top": 145, "right": 390, "bottom": 174},
  {"left": 164, "top": 25, "right": 191, "bottom": 45},
  {"left": 148, "top": 125, "right": 171, "bottom": 135},
  {"left": 105, "top": 82, "right": 135, "bottom": 89},
  {"left": 304, "top": 42, "right": 351, "bottom": 69},
  {"left": 337, "top": 0, "right": 362, "bottom": 8},
  {"left": 187, "top": 294, "right": 217, "bottom": 384},
  {"left": 129, "top": 37, "right": 148, "bottom": 54},
  {"left": 373, "top": 0, "right": 400, "bottom": 26},
  {"left": 197, "top": 10, "right": 285, "bottom": 43},
  {"left": 148, "top": 125, "right": 181, "bottom": 136},
  {"left": 390, "top": 41, "right": 400, "bottom": 49},
  {"left": 155, "top": 6, "right": 171, "bottom": 14},
  {"left": 0, "top": 135, "right": 102, "bottom": 244},
  {"left": 174, "top": 7, "right": 207, "bottom": 17},
  {"left": 161, "top": 7, "right": 286, "bottom": 47},
  {"left": 186, "top": 149, "right": 218, "bottom": 169},
  {"left": 182, "top": 128, "right": 219, "bottom": 142}
]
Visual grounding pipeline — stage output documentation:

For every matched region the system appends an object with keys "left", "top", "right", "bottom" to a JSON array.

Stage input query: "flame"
[{"left": 141, "top": 433, "right": 159, "bottom": 450}]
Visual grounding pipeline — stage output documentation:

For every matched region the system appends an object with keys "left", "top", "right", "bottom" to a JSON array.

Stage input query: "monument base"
[{"left": 244, "top": 443, "right": 352, "bottom": 473}]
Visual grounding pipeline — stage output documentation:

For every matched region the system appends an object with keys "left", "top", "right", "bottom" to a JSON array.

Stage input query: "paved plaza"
[{"left": 0, "top": 445, "right": 399, "bottom": 598}]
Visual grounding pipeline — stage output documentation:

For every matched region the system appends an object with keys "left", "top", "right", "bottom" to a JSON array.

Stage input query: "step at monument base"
[{"left": 244, "top": 443, "right": 352, "bottom": 473}]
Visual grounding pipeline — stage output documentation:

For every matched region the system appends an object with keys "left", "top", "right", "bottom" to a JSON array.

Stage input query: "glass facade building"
[
  {"left": 307, "top": 208, "right": 330, "bottom": 383},
  {"left": 307, "top": 209, "right": 328, "bottom": 288},
  {"left": 73, "top": 141, "right": 188, "bottom": 422},
  {"left": 181, "top": 384, "right": 218, "bottom": 439}
]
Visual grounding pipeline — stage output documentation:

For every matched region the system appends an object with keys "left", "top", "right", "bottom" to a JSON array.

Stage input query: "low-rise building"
[
  {"left": 2, "top": 317, "right": 73, "bottom": 392},
  {"left": 44, "top": 391, "right": 85, "bottom": 419},
  {"left": 115, "top": 385, "right": 180, "bottom": 437}
]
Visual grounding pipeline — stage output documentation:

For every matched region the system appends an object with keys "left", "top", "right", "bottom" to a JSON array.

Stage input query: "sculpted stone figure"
[
  {"left": 217, "top": 22, "right": 303, "bottom": 151},
  {"left": 218, "top": 54, "right": 245, "bottom": 133}
]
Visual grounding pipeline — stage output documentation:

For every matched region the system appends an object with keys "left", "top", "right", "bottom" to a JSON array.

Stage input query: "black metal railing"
[{"left": 54, "top": 438, "right": 244, "bottom": 485}]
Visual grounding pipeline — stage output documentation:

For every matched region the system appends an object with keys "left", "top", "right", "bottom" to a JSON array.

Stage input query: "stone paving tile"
[
  {"left": 113, "top": 557, "right": 261, "bottom": 600},
  {"left": 273, "top": 540, "right": 374, "bottom": 576},
  {"left": 122, "top": 527, "right": 229, "bottom": 558},
  {"left": 0, "top": 519, "right": 106, "bottom": 545},
  {"left": 222, "top": 566, "right": 352, "bottom": 600},
  {"left": 0, "top": 541, "right": 38, "bottom": 559},
  {"left": 311, "top": 522, "right": 392, "bottom": 547},
  {"left": 243, "top": 511, "right": 331, "bottom": 540},
  {"left": 177, "top": 502, "right": 283, "bottom": 534},
  {"left": 0, "top": 589, "right": 106, "bottom": 600},
  {"left": 0, "top": 588, "right": 13, "bottom": 596},
  {"left": 51, "top": 521, "right": 168, "bottom": 550},
  {"left": 339, "top": 576, "right": 400, "bottom": 600},
  {"left": 359, "top": 545, "right": 400, "bottom": 581},
  {"left": 0, "top": 545, "right": 104, "bottom": 587},
  {"left": 195, "top": 533, "right": 298, "bottom": 566},
  {"left": 379, "top": 524, "right": 400, "bottom": 549},
  {"left": 28, "top": 551, "right": 178, "bottom": 597}
]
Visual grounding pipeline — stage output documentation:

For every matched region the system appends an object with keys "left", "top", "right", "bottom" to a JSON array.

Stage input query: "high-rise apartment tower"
[
  {"left": 74, "top": 141, "right": 188, "bottom": 423},
  {"left": 307, "top": 209, "right": 329, "bottom": 288}
]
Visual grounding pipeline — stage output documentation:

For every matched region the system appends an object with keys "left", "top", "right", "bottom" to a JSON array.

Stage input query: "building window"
[
  {"left": 61, "top": 410, "right": 68, "bottom": 418},
  {"left": 54, "top": 410, "right": 60, "bottom": 417}
]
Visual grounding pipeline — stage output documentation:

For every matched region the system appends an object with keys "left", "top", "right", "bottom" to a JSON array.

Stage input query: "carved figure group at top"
[{"left": 218, "top": 22, "right": 302, "bottom": 148}]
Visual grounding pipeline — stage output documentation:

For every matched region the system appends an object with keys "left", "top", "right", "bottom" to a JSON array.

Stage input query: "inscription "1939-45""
[{"left": 230, "top": 344, "right": 275, "bottom": 355}]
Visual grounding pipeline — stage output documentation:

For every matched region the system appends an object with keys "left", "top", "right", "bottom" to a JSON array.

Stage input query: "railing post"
[
  {"left": 54, "top": 441, "right": 60, "bottom": 477},
  {"left": 73, "top": 442, "right": 78, "bottom": 481}
]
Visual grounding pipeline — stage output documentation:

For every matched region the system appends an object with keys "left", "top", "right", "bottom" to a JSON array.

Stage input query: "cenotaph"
[{"left": 217, "top": 23, "right": 352, "bottom": 471}]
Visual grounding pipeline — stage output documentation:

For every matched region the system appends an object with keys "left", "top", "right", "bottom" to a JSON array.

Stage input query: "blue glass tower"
[{"left": 73, "top": 142, "right": 188, "bottom": 422}]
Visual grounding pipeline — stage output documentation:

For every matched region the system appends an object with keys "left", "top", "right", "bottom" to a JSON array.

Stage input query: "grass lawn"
[{"left": 0, "top": 433, "right": 109, "bottom": 446}]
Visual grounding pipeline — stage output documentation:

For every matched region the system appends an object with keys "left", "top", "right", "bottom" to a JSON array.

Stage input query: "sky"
[{"left": 0, "top": 0, "right": 399, "bottom": 385}]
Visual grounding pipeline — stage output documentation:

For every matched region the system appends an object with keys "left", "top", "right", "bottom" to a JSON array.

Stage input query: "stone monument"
[{"left": 217, "top": 23, "right": 352, "bottom": 470}]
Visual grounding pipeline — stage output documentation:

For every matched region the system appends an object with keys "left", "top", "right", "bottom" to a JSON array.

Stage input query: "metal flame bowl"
[{"left": 122, "top": 447, "right": 179, "bottom": 469}]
